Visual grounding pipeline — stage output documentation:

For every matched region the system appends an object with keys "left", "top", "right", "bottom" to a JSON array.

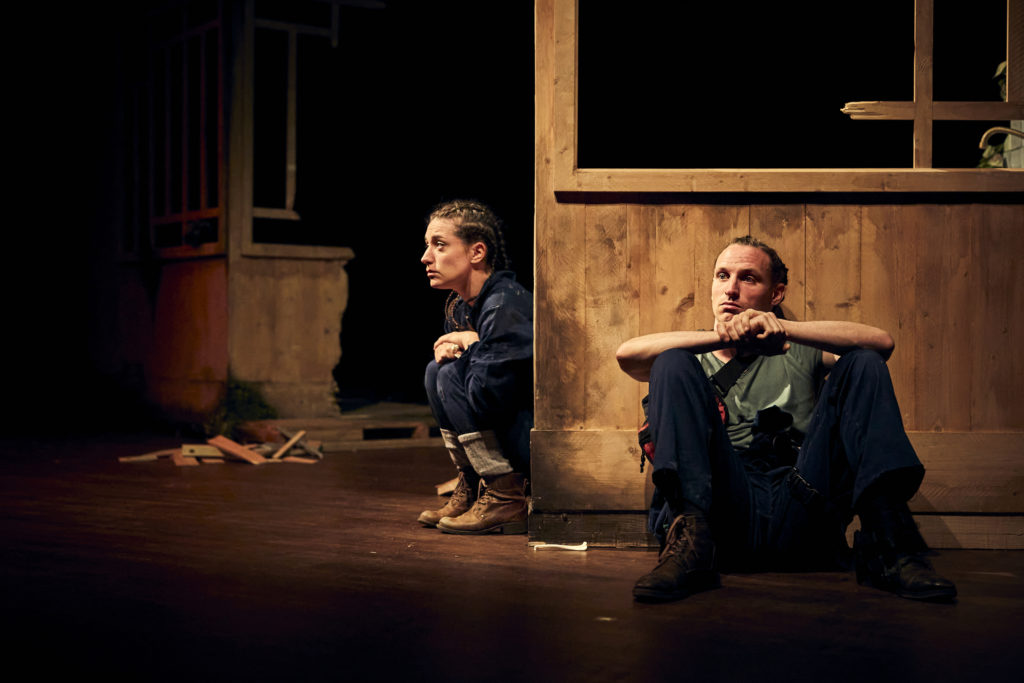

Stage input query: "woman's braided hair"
[{"left": 429, "top": 199, "right": 512, "bottom": 331}]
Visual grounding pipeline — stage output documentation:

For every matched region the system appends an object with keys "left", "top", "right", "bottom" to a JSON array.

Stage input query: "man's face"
[
  {"left": 711, "top": 244, "right": 785, "bottom": 323},
  {"left": 422, "top": 218, "right": 476, "bottom": 293}
]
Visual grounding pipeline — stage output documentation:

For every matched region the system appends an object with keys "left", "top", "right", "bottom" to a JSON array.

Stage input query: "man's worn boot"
[
  {"left": 854, "top": 499, "right": 957, "bottom": 601},
  {"left": 633, "top": 513, "right": 718, "bottom": 602},
  {"left": 417, "top": 470, "right": 479, "bottom": 527},
  {"left": 436, "top": 472, "right": 527, "bottom": 535}
]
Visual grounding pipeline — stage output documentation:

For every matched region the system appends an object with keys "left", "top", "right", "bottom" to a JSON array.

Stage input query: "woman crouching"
[{"left": 418, "top": 200, "right": 533, "bottom": 534}]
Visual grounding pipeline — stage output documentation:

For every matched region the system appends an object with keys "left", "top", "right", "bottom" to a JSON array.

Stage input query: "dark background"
[
  {"left": 578, "top": 0, "right": 1008, "bottom": 169},
  {"left": 4, "top": 0, "right": 1009, "bottom": 433}
]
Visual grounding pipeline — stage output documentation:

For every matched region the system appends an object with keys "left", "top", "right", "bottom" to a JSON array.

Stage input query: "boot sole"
[
  {"left": 632, "top": 574, "right": 720, "bottom": 603},
  {"left": 855, "top": 569, "right": 958, "bottom": 602},
  {"left": 857, "top": 575, "right": 957, "bottom": 602},
  {"left": 437, "top": 520, "right": 527, "bottom": 535}
]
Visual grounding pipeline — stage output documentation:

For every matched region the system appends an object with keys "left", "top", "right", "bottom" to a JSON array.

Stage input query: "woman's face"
[{"left": 422, "top": 218, "right": 477, "bottom": 294}]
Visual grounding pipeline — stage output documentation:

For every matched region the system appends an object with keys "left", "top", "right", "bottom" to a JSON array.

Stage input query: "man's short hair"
[{"left": 730, "top": 235, "right": 789, "bottom": 286}]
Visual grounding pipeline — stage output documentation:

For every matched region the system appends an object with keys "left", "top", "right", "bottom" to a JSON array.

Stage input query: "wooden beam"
[
  {"left": 560, "top": 168, "right": 1024, "bottom": 193},
  {"left": 1010, "top": 0, "right": 1023, "bottom": 103},
  {"left": 842, "top": 101, "right": 1024, "bottom": 120},
  {"left": 914, "top": 0, "right": 934, "bottom": 168},
  {"left": 552, "top": 0, "right": 578, "bottom": 188}
]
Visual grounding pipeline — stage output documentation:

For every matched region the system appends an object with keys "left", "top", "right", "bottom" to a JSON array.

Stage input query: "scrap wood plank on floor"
[{"left": 117, "top": 434, "right": 324, "bottom": 467}]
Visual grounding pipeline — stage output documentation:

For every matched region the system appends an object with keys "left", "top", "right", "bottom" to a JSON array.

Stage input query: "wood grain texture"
[
  {"left": 805, "top": 205, "right": 861, "bottom": 323},
  {"left": 534, "top": 200, "right": 586, "bottom": 430},
  {"left": 228, "top": 256, "right": 349, "bottom": 418},
  {"left": 529, "top": 512, "right": 650, "bottom": 547},
  {"left": 861, "top": 205, "right": 917, "bottom": 424},
  {"left": 908, "top": 432, "right": 1024, "bottom": 513},
  {"left": 561, "top": 168, "right": 1024, "bottom": 193},
  {"left": 146, "top": 258, "right": 230, "bottom": 421},
  {"left": 692, "top": 205, "right": 748, "bottom": 331},
  {"left": 530, "top": 430, "right": 646, "bottom": 511},
  {"left": 847, "top": 514, "right": 1024, "bottom": 551},
  {"left": 534, "top": 2, "right": 586, "bottom": 430},
  {"left": 913, "top": 204, "right": 970, "bottom": 431},
  {"left": 649, "top": 204, "right": 700, "bottom": 336},
  {"left": 583, "top": 204, "right": 638, "bottom": 429},
  {"left": 969, "top": 204, "right": 1024, "bottom": 430},
  {"left": 750, "top": 204, "right": 805, "bottom": 320},
  {"left": 913, "top": 0, "right": 934, "bottom": 168},
  {"left": 1011, "top": 0, "right": 1024, "bottom": 101}
]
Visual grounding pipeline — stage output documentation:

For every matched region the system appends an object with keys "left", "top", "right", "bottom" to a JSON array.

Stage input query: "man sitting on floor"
[{"left": 615, "top": 236, "right": 956, "bottom": 603}]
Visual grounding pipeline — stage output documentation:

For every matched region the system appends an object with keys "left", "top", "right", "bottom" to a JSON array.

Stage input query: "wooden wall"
[
  {"left": 228, "top": 254, "right": 350, "bottom": 418},
  {"left": 532, "top": 0, "right": 1024, "bottom": 548},
  {"left": 145, "top": 258, "right": 230, "bottom": 422}
]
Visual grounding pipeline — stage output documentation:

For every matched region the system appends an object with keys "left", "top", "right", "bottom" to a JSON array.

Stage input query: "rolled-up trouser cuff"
[
  {"left": 440, "top": 428, "right": 472, "bottom": 469},
  {"left": 458, "top": 430, "right": 513, "bottom": 479}
]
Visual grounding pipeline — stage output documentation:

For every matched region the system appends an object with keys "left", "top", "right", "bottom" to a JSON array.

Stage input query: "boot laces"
[
  {"left": 450, "top": 474, "right": 479, "bottom": 506},
  {"left": 475, "top": 485, "right": 498, "bottom": 506},
  {"left": 659, "top": 516, "right": 696, "bottom": 563}
]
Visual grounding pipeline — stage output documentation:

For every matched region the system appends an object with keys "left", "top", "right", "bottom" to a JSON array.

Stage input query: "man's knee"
[
  {"left": 650, "top": 348, "right": 704, "bottom": 384},
  {"left": 832, "top": 349, "right": 891, "bottom": 384}
]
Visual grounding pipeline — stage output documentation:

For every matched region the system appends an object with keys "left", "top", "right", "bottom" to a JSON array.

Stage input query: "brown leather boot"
[
  {"left": 417, "top": 470, "right": 479, "bottom": 527},
  {"left": 633, "top": 513, "right": 718, "bottom": 602},
  {"left": 436, "top": 472, "right": 527, "bottom": 535}
]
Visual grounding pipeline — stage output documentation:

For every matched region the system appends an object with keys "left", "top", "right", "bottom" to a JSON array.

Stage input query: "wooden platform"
[
  {"left": 1, "top": 434, "right": 1021, "bottom": 682},
  {"left": 237, "top": 402, "right": 442, "bottom": 451}
]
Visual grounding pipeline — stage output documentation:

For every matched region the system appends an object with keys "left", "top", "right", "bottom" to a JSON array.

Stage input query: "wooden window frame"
[
  {"left": 553, "top": 0, "right": 1024, "bottom": 193},
  {"left": 233, "top": 0, "right": 355, "bottom": 260},
  {"left": 148, "top": 2, "right": 226, "bottom": 259}
]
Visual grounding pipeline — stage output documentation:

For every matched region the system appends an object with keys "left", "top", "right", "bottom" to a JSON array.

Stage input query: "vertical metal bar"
[
  {"left": 181, "top": 34, "right": 189, "bottom": 220},
  {"left": 286, "top": 29, "right": 297, "bottom": 211},
  {"left": 199, "top": 28, "right": 208, "bottom": 210},
  {"left": 165, "top": 47, "right": 173, "bottom": 216},
  {"left": 217, "top": 0, "right": 225, "bottom": 218}
]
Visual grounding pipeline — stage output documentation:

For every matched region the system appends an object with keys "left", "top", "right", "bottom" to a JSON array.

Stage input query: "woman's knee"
[{"left": 424, "top": 360, "right": 440, "bottom": 395}]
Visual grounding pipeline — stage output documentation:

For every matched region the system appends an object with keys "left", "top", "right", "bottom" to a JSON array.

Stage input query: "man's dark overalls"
[{"left": 645, "top": 347, "right": 925, "bottom": 570}]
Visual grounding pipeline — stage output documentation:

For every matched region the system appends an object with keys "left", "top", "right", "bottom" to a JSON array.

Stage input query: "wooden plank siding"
[
  {"left": 530, "top": 200, "right": 1024, "bottom": 548},
  {"left": 536, "top": 201, "right": 1024, "bottom": 432}
]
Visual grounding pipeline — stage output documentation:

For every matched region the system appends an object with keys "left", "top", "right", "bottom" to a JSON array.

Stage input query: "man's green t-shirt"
[{"left": 697, "top": 342, "right": 827, "bottom": 452}]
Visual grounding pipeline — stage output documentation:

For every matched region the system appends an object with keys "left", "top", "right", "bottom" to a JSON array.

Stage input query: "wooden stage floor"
[{"left": 2, "top": 433, "right": 1021, "bottom": 682}]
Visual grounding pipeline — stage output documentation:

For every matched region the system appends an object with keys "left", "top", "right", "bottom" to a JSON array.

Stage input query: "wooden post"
[
  {"left": 914, "top": 0, "right": 934, "bottom": 168},
  {"left": 1010, "top": 0, "right": 1023, "bottom": 103}
]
